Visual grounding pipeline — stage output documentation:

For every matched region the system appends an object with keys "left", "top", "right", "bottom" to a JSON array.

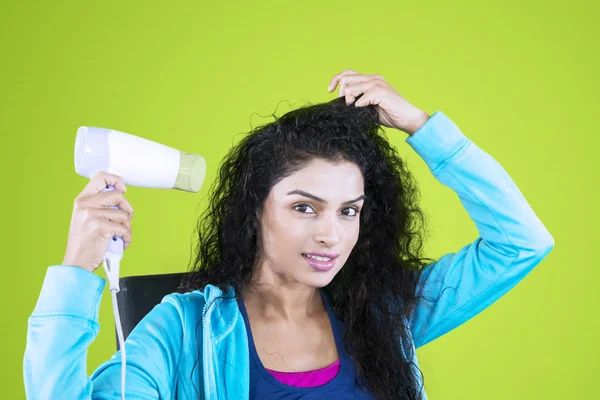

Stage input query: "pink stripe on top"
[{"left": 266, "top": 359, "right": 341, "bottom": 388}]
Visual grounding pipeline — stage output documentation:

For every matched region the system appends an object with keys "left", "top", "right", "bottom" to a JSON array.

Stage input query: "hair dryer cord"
[{"left": 102, "top": 255, "right": 126, "bottom": 400}]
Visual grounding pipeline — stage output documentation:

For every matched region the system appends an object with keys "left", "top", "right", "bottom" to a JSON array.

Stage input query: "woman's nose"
[{"left": 314, "top": 219, "right": 340, "bottom": 245}]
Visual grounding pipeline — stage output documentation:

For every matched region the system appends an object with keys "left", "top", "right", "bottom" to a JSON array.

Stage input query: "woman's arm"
[
  {"left": 23, "top": 265, "right": 184, "bottom": 399},
  {"left": 405, "top": 111, "right": 554, "bottom": 349}
]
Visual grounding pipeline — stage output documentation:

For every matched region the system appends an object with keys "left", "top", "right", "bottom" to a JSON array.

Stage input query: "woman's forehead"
[{"left": 269, "top": 162, "right": 364, "bottom": 203}]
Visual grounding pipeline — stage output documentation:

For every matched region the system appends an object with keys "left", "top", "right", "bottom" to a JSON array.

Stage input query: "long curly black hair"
[{"left": 178, "top": 95, "right": 439, "bottom": 399}]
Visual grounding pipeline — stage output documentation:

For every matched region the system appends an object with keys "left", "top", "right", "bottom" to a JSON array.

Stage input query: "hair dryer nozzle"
[{"left": 174, "top": 152, "right": 206, "bottom": 193}]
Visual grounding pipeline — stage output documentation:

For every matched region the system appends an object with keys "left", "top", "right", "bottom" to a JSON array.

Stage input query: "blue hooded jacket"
[{"left": 23, "top": 111, "right": 554, "bottom": 399}]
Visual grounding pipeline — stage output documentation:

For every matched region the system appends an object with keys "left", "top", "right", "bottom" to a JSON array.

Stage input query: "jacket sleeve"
[
  {"left": 23, "top": 265, "right": 184, "bottom": 399},
  {"left": 405, "top": 111, "right": 554, "bottom": 349}
]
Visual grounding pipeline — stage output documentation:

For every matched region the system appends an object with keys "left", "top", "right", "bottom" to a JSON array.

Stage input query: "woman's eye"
[
  {"left": 294, "top": 204, "right": 315, "bottom": 214},
  {"left": 342, "top": 207, "right": 359, "bottom": 217},
  {"left": 293, "top": 204, "right": 359, "bottom": 217}
]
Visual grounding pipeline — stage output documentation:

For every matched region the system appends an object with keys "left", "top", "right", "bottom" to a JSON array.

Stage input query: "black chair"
[{"left": 114, "top": 272, "right": 189, "bottom": 350}]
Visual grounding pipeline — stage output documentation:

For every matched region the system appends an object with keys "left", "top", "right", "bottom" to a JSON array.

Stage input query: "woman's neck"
[{"left": 243, "top": 278, "right": 325, "bottom": 321}]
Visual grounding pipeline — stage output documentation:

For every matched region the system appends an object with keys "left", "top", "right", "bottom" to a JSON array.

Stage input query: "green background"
[{"left": 2, "top": 0, "right": 597, "bottom": 398}]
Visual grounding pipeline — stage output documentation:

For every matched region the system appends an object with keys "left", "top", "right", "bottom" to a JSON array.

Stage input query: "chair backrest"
[{"left": 114, "top": 272, "right": 189, "bottom": 350}]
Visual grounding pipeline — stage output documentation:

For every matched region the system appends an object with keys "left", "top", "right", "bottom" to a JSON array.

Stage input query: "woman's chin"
[{"left": 298, "top": 270, "right": 338, "bottom": 288}]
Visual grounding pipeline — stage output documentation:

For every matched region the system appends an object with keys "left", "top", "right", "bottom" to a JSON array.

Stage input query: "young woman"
[{"left": 24, "top": 69, "right": 554, "bottom": 399}]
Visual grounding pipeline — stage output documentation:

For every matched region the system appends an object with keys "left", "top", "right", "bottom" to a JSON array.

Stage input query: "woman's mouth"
[{"left": 302, "top": 253, "right": 337, "bottom": 272}]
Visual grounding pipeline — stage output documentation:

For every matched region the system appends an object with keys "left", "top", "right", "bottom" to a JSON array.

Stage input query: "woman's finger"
[
  {"left": 354, "top": 90, "right": 381, "bottom": 108},
  {"left": 79, "top": 171, "right": 126, "bottom": 198},
  {"left": 329, "top": 73, "right": 384, "bottom": 101},
  {"left": 337, "top": 75, "right": 369, "bottom": 98},
  {"left": 343, "top": 80, "right": 380, "bottom": 104},
  {"left": 328, "top": 69, "right": 361, "bottom": 93}
]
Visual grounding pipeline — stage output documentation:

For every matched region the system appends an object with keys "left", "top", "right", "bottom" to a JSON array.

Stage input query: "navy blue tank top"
[{"left": 237, "top": 290, "right": 375, "bottom": 399}]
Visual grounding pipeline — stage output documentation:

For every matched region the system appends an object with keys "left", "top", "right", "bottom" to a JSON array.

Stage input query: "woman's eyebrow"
[{"left": 286, "top": 189, "right": 366, "bottom": 205}]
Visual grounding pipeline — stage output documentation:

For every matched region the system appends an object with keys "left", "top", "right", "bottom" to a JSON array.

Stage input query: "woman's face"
[{"left": 254, "top": 158, "right": 365, "bottom": 289}]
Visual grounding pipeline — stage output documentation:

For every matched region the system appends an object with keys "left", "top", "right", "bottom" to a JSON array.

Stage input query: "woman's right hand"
[{"left": 62, "top": 171, "right": 134, "bottom": 273}]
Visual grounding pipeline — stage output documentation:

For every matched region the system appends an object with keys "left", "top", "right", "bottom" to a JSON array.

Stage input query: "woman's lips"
[{"left": 302, "top": 254, "right": 337, "bottom": 271}]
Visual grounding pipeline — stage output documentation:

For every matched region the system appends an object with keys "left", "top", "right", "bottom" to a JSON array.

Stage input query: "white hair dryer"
[{"left": 73, "top": 126, "right": 207, "bottom": 399}]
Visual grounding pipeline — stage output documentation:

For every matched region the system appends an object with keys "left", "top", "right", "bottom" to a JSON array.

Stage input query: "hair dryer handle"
[{"left": 102, "top": 185, "right": 124, "bottom": 258}]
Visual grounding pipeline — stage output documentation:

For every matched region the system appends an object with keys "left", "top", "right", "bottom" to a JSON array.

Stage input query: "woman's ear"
[{"left": 254, "top": 209, "right": 261, "bottom": 228}]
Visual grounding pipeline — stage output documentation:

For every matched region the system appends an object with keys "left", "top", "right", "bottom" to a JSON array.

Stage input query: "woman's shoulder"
[
  {"left": 160, "top": 287, "right": 208, "bottom": 317},
  {"left": 160, "top": 283, "right": 233, "bottom": 320}
]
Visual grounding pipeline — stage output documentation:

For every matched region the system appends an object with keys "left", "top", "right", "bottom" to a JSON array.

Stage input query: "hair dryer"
[{"left": 73, "top": 126, "right": 207, "bottom": 399}]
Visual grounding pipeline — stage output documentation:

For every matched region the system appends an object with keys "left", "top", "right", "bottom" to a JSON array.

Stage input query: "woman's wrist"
[{"left": 403, "top": 110, "right": 431, "bottom": 136}]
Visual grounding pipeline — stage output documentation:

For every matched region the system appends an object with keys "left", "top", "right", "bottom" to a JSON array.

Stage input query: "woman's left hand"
[{"left": 328, "top": 69, "right": 430, "bottom": 136}]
